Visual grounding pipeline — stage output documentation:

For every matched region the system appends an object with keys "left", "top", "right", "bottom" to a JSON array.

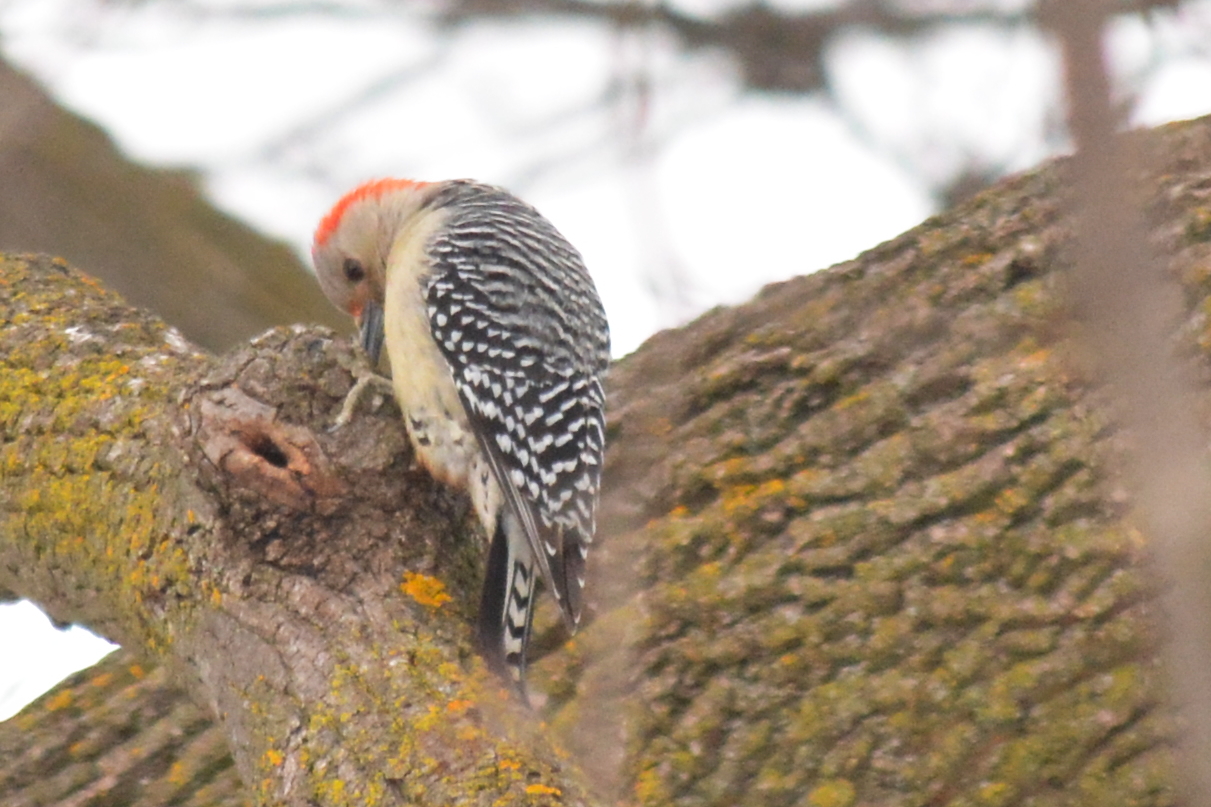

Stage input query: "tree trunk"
[{"left": 8, "top": 113, "right": 1211, "bottom": 806}]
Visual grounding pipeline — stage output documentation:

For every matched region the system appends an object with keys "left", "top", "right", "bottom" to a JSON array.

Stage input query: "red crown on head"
[{"left": 313, "top": 178, "right": 430, "bottom": 247}]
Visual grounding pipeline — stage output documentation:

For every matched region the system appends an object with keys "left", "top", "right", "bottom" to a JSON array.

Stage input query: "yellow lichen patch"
[
  {"left": 524, "top": 783, "right": 561, "bottom": 796},
  {"left": 263, "top": 748, "right": 285, "bottom": 767},
  {"left": 807, "top": 778, "right": 856, "bottom": 807},
  {"left": 45, "top": 690, "right": 73, "bottom": 711},
  {"left": 0, "top": 260, "right": 191, "bottom": 668},
  {"left": 457, "top": 724, "right": 484, "bottom": 744},
  {"left": 993, "top": 486, "right": 1029, "bottom": 516},
  {"left": 414, "top": 703, "right": 444, "bottom": 733},
  {"left": 973, "top": 508, "right": 1001, "bottom": 524},
  {"left": 1017, "top": 347, "right": 1051, "bottom": 370},
  {"left": 834, "top": 389, "right": 870, "bottom": 410},
  {"left": 757, "top": 477, "right": 786, "bottom": 497},
  {"left": 634, "top": 765, "right": 664, "bottom": 804},
  {"left": 711, "top": 456, "right": 757, "bottom": 484},
  {"left": 720, "top": 484, "right": 757, "bottom": 513},
  {"left": 88, "top": 672, "right": 114, "bottom": 688},
  {"left": 401, "top": 571, "right": 453, "bottom": 608},
  {"left": 168, "top": 761, "right": 189, "bottom": 786},
  {"left": 978, "top": 781, "right": 1011, "bottom": 804},
  {"left": 128, "top": 663, "right": 145, "bottom": 679},
  {"left": 315, "top": 778, "right": 346, "bottom": 800},
  {"left": 649, "top": 417, "right": 673, "bottom": 435}
]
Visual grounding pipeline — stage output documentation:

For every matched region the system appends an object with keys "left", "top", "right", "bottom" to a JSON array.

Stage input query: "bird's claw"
[{"left": 330, "top": 369, "right": 394, "bottom": 431}]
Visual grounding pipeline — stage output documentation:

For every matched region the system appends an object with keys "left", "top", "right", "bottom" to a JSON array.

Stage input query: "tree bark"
[
  {"left": 10, "top": 112, "right": 1211, "bottom": 805},
  {"left": 0, "top": 253, "right": 591, "bottom": 805}
]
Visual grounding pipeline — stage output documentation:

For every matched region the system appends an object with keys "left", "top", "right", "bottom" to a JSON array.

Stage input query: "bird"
[{"left": 311, "top": 177, "right": 609, "bottom": 696}]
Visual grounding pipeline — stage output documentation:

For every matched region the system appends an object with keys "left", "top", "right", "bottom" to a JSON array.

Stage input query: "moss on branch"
[
  {"left": 0, "top": 253, "right": 598, "bottom": 806},
  {"left": 11, "top": 115, "right": 1211, "bottom": 806}
]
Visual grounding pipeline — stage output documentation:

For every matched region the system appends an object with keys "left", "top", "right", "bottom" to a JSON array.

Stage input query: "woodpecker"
[{"left": 312, "top": 178, "right": 609, "bottom": 695}]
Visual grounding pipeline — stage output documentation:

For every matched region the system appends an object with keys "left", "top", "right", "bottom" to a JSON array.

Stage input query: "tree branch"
[
  {"left": 14, "top": 110, "right": 1211, "bottom": 806},
  {"left": 0, "top": 253, "right": 597, "bottom": 806}
]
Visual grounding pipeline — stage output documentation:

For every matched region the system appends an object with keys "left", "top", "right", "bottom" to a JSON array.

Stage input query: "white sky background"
[{"left": 2, "top": 0, "right": 1211, "bottom": 721}]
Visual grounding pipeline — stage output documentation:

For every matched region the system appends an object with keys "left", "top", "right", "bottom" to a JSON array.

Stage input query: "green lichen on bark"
[
  {"left": 0, "top": 253, "right": 600, "bottom": 806},
  {"left": 234, "top": 584, "right": 575, "bottom": 807},
  {"left": 536, "top": 122, "right": 1211, "bottom": 806},
  {"left": 171, "top": 328, "right": 593, "bottom": 807},
  {"left": 0, "top": 252, "right": 209, "bottom": 652},
  {"left": 617, "top": 260, "right": 1166, "bottom": 802},
  {"left": 0, "top": 647, "right": 244, "bottom": 807},
  {"left": 13, "top": 116, "right": 1211, "bottom": 806}
]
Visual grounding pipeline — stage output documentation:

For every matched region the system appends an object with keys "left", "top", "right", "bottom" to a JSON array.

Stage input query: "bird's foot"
[{"left": 331, "top": 368, "right": 394, "bottom": 431}]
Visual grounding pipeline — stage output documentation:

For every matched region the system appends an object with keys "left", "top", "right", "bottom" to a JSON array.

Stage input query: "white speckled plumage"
[{"left": 312, "top": 178, "right": 609, "bottom": 694}]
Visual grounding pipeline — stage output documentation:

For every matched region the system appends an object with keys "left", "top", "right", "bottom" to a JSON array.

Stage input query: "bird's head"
[{"left": 312, "top": 178, "right": 435, "bottom": 364}]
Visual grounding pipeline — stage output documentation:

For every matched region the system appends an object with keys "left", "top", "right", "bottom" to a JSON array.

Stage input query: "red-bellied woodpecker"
[{"left": 312, "top": 178, "right": 610, "bottom": 696}]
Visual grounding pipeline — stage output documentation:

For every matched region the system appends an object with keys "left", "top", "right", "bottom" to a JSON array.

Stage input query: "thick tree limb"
[
  {"left": 12, "top": 111, "right": 1211, "bottom": 804},
  {"left": 0, "top": 253, "right": 595, "bottom": 806},
  {"left": 1, "top": 647, "right": 240, "bottom": 807}
]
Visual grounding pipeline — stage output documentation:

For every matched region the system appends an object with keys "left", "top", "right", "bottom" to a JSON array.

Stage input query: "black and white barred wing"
[{"left": 423, "top": 182, "right": 609, "bottom": 627}]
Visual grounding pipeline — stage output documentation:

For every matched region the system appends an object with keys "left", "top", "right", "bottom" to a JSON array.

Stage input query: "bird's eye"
[{"left": 343, "top": 258, "right": 366, "bottom": 283}]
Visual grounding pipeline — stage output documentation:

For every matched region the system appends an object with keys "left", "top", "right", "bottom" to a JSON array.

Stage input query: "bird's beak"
[{"left": 357, "top": 299, "right": 385, "bottom": 368}]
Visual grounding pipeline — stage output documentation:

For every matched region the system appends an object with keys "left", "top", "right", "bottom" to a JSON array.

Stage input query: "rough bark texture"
[
  {"left": 0, "top": 254, "right": 596, "bottom": 806},
  {"left": 9, "top": 114, "right": 1211, "bottom": 806},
  {"left": 0, "top": 647, "right": 241, "bottom": 807},
  {"left": 545, "top": 116, "right": 1211, "bottom": 806}
]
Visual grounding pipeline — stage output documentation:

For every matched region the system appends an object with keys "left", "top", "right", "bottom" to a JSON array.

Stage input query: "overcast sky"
[{"left": 3, "top": 0, "right": 1211, "bottom": 720}]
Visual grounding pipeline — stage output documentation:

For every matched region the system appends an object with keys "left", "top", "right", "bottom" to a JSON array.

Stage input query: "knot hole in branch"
[
  {"left": 245, "top": 430, "right": 290, "bottom": 469},
  {"left": 195, "top": 386, "right": 346, "bottom": 515}
]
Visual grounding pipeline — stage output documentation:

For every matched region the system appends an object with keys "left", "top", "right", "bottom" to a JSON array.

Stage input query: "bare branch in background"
[
  {"left": 438, "top": 0, "right": 1035, "bottom": 94},
  {"left": 21, "top": 0, "right": 1211, "bottom": 330},
  {"left": 159, "top": 0, "right": 1206, "bottom": 206}
]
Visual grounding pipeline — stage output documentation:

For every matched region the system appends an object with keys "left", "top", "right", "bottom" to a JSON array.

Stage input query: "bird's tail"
[{"left": 475, "top": 511, "right": 536, "bottom": 701}]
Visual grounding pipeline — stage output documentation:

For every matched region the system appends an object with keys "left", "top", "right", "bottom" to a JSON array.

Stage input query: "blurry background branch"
[
  {"left": 5, "top": 0, "right": 1211, "bottom": 348},
  {"left": 1046, "top": 0, "right": 1211, "bottom": 804},
  {"left": 0, "top": 57, "right": 343, "bottom": 353},
  {"left": 129, "top": 0, "right": 1208, "bottom": 205}
]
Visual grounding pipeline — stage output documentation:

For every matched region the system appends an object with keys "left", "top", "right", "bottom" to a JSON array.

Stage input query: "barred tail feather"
[
  {"left": 547, "top": 528, "right": 586, "bottom": 628},
  {"left": 475, "top": 512, "right": 537, "bottom": 700}
]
